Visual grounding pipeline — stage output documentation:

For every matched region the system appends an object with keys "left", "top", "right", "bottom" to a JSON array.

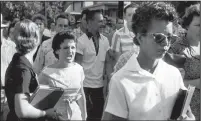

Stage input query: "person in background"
[
  {"left": 1, "top": 18, "right": 19, "bottom": 120},
  {"left": 111, "top": 3, "right": 139, "bottom": 65},
  {"left": 49, "top": 21, "right": 56, "bottom": 37},
  {"left": 169, "top": 3, "right": 200, "bottom": 120},
  {"left": 1, "top": 14, "right": 15, "bottom": 121},
  {"left": 103, "top": 4, "right": 140, "bottom": 89},
  {"left": 75, "top": 9, "right": 110, "bottom": 121},
  {"left": 38, "top": 32, "right": 87, "bottom": 120},
  {"left": 80, "top": 9, "right": 89, "bottom": 34},
  {"left": 7, "top": 19, "right": 20, "bottom": 41},
  {"left": 33, "top": 13, "right": 69, "bottom": 75},
  {"left": 1, "top": 15, "right": 17, "bottom": 87},
  {"left": 102, "top": 2, "right": 195, "bottom": 120},
  {"left": 4, "top": 19, "right": 62, "bottom": 121},
  {"left": 31, "top": 14, "right": 51, "bottom": 61},
  {"left": 73, "top": 9, "right": 89, "bottom": 41},
  {"left": 73, "top": 21, "right": 82, "bottom": 41}
]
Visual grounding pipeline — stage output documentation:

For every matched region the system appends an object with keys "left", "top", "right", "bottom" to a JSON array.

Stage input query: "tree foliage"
[
  {"left": 1, "top": 1, "right": 44, "bottom": 21},
  {"left": 1, "top": 1, "right": 68, "bottom": 24}
]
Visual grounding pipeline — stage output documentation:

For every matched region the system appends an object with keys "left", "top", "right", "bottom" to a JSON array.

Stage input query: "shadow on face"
[{"left": 139, "top": 19, "right": 173, "bottom": 60}]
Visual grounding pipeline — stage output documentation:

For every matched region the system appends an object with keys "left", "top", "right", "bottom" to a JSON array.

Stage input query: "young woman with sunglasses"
[{"left": 102, "top": 2, "right": 195, "bottom": 120}]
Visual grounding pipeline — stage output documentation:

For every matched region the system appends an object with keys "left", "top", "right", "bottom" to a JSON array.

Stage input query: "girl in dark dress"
[{"left": 5, "top": 19, "right": 62, "bottom": 121}]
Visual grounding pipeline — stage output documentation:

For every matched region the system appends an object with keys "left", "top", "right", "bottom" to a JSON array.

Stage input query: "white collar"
[{"left": 123, "top": 54, "right": 163, "bottom": 78}]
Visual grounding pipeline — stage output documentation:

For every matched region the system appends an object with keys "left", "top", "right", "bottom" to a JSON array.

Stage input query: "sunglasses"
[{"left": 148, "top": 33, "right": 178, "bottom": 46}]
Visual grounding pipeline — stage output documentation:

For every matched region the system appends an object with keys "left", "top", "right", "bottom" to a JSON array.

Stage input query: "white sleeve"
[
  {"left": 80, "top": 67, "right": 85, "bottom": 83},
  {"left": 104, "top": 75, "right": 128, "bottom": 118},
  {"left": 111, "top": 31, "right": 121, "bottom": 52},
  {"left": 76, "top": 37, "right": 85, "bottom": 55}
]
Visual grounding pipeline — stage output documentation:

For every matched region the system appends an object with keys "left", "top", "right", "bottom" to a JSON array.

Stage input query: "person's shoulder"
[
  {"left": 170, "top": 35, "right": 188, "bottom": 54},
  {"left": 42, "top": 38, "right": 52, "bottom": 46},
  {"left": 77, "top": 33, "right": 88, "bottom": 41},
  {"left": 40, "top": 38, "right": 53, "bottom": 52},
  {"left": 43, "top": 35, "right": 51, "bottom": 41},
  {"left": 160, "top": 59, "right": 181, "bottom": 75},
  {"left": 113, "top": 27, "right": 124, "bottom": 35},
  {"left": 111, "top": 66, "right": 129, "bottom": 84},
  {"left": 74, "top": 62, "right": 83, "bottom": 69},
  {"left": 4, "top": 38, "right": 16, "bottom": 47}
]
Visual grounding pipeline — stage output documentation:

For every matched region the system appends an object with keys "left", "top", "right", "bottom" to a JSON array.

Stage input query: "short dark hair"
[
  {"left": 86, "top": 9, "right": 103, "bottom": 22},
  {"left": 81, "top": 9, "right": 89, "bottom": 18},
  {"left": 55, "top": 13, "right": 69, "bottom": 25},
  {"left": 124, "top": 4, "right": 138, "bottom": 13},
  {"left": 31, "top": 14, "right": 47, "bottom": 26},
  {"left": 132, "top": 2, "right": 178, "bottom": 45},
  {"left": 182, "top": 3, "right": 200, "bottom": 29},
  {"left": 52, "top": 31, "right": 75, "bottom": 59}
]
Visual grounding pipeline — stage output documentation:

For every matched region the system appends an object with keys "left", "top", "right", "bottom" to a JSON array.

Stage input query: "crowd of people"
[{"left": 1, "top": 1, "right": 200, "bottom": 121}]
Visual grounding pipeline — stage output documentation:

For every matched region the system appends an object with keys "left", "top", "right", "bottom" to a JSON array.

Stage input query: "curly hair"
[
  {"left": 52, "top": 31, "right": 76, "bottom": 59},
  {"left": 13, "top": 19, "right": 40, "bottom": 55},
  {"left": 31, "top": 14, "right": 47, "bottom": 27},
  {"left": 132, "top": 2, "right": 178, "bottom": 45},
  {"left": 182, "top": 3, "right": 200, "bottom": 29}
]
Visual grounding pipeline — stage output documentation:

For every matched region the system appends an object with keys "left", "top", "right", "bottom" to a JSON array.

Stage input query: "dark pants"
[{"left": 84, "top": 87, "right": 104, "bottom": 121}]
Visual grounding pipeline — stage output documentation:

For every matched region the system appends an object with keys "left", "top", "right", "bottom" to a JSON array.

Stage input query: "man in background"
[
  {"left": 75, "top": 10, "right": 110, "bottom": 121},
  {"left": 74, "top": 9, "right": 89, "bottom": 40}
]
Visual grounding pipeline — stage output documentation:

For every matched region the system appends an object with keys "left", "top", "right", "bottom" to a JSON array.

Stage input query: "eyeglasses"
[{"left": 147, "top": 33, "right": 178, "bottom": 46}]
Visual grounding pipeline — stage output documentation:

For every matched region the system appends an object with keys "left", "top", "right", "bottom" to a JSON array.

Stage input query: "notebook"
[
  {"left": 29, "top": 85, "right": 64, "bottom": 110},
  {"left": 170, "top": 85, "right": 195, "bottom": 120}
]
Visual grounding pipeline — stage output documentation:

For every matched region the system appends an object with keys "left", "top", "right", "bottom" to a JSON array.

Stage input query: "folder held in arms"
[
  {"left": 29, "top": 85, "right": 64, "bottom": 110},
  {"left": 170, "top": 85, "right": 195, "bottom": 120}
]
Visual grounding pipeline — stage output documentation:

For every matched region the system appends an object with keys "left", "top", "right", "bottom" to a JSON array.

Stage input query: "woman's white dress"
[{"left": 38, "top": 63, "right": 85, "bottom": 120}]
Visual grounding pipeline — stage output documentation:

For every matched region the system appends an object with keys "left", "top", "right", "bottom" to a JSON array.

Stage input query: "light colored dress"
[{"left": 38, "top": 63, "right": 85, "bottom": 120}]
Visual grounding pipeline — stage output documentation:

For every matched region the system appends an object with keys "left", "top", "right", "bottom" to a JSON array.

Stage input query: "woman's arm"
[
  {"left": 164, "top": 52, "right": 186, "bottom": 68},
  {"left": 77, "top": 86, "right": 87, "bottom": 120},
  {"left": 15, "top": 93, "right": 62, "bottom": 120},
  {"left": 184, "top": 78, "right": 200, "bottom": 89},
  {"left": 15, "top": 93, "right": 46, "bottom": 118}
]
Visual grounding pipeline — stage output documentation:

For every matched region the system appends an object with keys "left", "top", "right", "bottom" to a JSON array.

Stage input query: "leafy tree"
[
  {"left": 1, "top": 1, "right": 44, "bottom": 21},
  {"left": 1, "top": 1, "right": 69, "bottom": 24}
]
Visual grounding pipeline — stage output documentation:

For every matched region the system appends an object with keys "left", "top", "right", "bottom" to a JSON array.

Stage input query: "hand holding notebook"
[
  {"left": 29, "top": 85, "right": 64, "bottom": 110},
  {"left": 170, "top": 85, "right": 195, "bottom": 120}
]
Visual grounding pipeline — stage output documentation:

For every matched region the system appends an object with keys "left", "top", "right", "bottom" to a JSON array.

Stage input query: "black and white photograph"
[{"left": 1, "top": 1, "right": 200, "bottom": 121}]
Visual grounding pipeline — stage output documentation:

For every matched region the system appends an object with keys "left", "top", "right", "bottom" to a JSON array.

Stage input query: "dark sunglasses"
[{"left": 150, "top": 33, "right": 178, "bottom": 46}]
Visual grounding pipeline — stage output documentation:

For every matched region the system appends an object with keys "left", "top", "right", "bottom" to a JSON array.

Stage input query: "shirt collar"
[
  {"left": 123, "top": 54, "right": 142, "bottom": 72},
  {"left": 86, "top": 31, "right": 101, "bottom": 39},
  {"left": 123, "top": 54, "right": 163, "bottom": 78},
  {"left": 123, "top": 24, "right": 135, "bottom": 37}
]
